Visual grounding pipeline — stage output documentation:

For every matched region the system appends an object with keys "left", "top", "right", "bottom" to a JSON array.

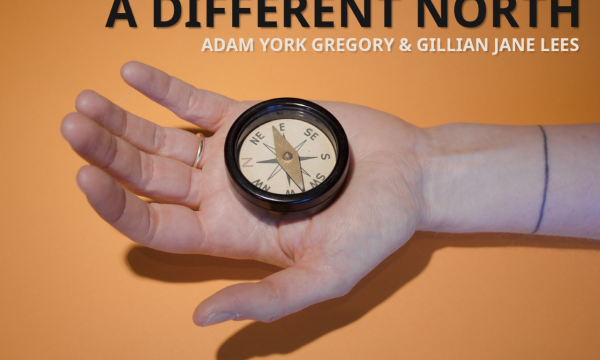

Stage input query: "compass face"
[
  {"left": 238, "top": 119, "right": 336, "bottom": 195},
  {"left": 224, "top": 98, "right": 349, "bottom": 218}
]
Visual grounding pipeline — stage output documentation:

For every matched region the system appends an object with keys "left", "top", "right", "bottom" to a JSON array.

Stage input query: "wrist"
[{"left": 416, "top": 123, "right": 546, "bottom": 234}]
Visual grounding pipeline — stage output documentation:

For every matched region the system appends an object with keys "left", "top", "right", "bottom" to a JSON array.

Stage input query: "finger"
[
  {"left": 75, "top": 89, "right": 201, "bottom": 166},
  {"left": 193, "top": 262, "right": 353, "bottom": 326},
  {"left": 62, "top": 113, "right": 202, "bottom": 207},
  {"left": 120, "top": 61, "right": 236, "bottom": 132},
  {"left": 76, "top": 165, "right": 204, "bottom": 253}
]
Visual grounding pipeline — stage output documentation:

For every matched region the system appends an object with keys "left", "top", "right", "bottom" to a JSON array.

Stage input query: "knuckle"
[
  {"left": 137, "top": 152, "right": 155, "bottom": 189},
  {"left": 153, "top": 126, "right": 166, "bottom": 155},
  {"left": 182, "top": 88, "right": 199, "bottom": 119},
  {"left": 99, "top": 135, "right": 119, "bottom": 169}
]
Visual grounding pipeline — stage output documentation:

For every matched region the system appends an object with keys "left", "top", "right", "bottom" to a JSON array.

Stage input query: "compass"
[{"left": 224, "top": 98, "right": 349, "bottom": 219}]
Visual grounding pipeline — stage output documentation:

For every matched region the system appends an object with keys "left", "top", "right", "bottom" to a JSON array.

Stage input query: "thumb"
[{"left": 193, "top": 264, "right": 352, "bottom": 326}]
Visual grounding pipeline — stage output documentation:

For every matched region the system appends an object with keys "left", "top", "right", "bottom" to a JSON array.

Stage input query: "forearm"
[{"left": 418, "top": 123, "right": 600, "bottom": 240}]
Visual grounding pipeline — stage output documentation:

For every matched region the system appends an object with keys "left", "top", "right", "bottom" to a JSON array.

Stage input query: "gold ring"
[{"left": 192, "top": 133, "right": 205, "bottom": 169}]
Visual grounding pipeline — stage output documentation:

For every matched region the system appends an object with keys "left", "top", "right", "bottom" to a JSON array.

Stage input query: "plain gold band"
[{"left": 192, "top": 132, "right": 205, "bottom": 169}]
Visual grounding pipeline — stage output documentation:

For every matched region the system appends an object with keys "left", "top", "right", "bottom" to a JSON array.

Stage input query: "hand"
[{"left": 61, "top": 61, "right": 429, "bottom": 326}]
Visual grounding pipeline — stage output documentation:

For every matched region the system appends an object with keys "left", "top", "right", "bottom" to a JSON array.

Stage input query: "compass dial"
[
  {"left": 238, "top": 119, "right": 336, "bottom": 195},
  {"left": 224, "top": 98, "right": 349, "bottom": 219}
]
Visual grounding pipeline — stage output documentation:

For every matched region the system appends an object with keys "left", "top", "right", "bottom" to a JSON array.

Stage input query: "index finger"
[{"left": 120, "top": 61, "right": 237, "bottom": 132}]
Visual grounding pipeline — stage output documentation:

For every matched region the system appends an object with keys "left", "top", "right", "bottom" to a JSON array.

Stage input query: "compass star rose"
[{"left": 257, "top": 138, "right": 317, "bottom": 187}]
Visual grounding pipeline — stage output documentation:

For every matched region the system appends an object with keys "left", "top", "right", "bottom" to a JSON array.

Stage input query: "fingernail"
[{"left": 202, "top": 312, "right": 238, "bottom": 327}]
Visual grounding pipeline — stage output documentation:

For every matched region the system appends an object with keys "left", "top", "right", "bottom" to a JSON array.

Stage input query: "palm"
[{"left": 62, "top": 62, "right": 426, "bottom": 325}]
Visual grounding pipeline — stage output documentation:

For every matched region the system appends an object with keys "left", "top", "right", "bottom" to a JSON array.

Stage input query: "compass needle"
[{"left": 272, "top": 126, "right": 304, "bottom": 191}]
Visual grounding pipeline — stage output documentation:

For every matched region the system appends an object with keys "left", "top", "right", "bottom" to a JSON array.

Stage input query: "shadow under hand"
[
  {"left": 124, "top": 232, "right": 600, "bottom": 360},
  {"left": 126, "top": 246, "right": 282, "bottom": 283},
  {"left": 215, "top": 233, "right": 600, "bottom": 360},
  {"left": 216, "top": 235, "right": 429, "bottom": 360}
]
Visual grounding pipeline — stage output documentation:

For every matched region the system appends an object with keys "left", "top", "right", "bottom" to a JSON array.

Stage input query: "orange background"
[{"left": 1, "top": 1, "right": 599, "bottom": 359}]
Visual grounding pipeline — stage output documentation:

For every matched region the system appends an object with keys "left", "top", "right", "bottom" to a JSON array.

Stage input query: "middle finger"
[
  {"left": 61, "top": 112, "right": 203, "bottom": 208},
  {"left": 75, "top": 90, "right": 203, "bottom": 166}
]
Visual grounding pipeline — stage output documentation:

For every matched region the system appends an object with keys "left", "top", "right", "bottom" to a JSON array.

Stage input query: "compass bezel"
[{"left": 224, "top": 98, "right": 349, "bottom": 218}]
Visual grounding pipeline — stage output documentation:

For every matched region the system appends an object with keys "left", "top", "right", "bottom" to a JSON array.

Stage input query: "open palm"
[{"left": 61, "top": 62, "right": 427, "bottom": 326}]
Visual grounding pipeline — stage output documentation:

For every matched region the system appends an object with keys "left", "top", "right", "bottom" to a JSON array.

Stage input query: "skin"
[{"left": 61, "top": 61, "right": 600, "bottom": 327}]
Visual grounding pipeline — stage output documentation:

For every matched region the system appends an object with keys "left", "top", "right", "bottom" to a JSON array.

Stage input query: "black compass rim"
[{"left": 224, "top": 98, "right": 349, "bottom": 214}]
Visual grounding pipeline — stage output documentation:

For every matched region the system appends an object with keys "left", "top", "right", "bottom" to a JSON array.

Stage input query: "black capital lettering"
[
  {"left": 551, "top": 0, "right": 578, "bottom": 27},
  {"left": 186, "top": 0, "right": 201, "bottom": 27},
  {"left": 525, "top": 0, "right": 541, "bottom": 28},
  {"left": 455, "top": 0, "right": 486, "bottom": 28},
  {"left": 207, "top": 0, "right": 226, "bottom": 27},
  {"left": 154, "top": 0, "right": 182, "bottom": 28},
  {"left": 106, "top": 0, "right": 137, "bottom": 27},
  {"left": 258, "top": 0, "right": 277, "bottom": 27},
  {"left": 342, "top": 0, "right": 371, "bottom": 27},
  {"left": 418, "top": 0, "right": 447, "bottom": 28},
  {"left": 493, "top": 0, "right": 519, "bottom": 27},
  {"left": 232, "top": 0, "right": 251, "bottom": 27},
  {"left": 382, "top": 0, "right": 400, "bottom": 28},
  {"left": 284, "top": 0, "right": 310, "bottom": 27},
  {"left": 315, "top": 0, "right": 334, "bottom": 27}
]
